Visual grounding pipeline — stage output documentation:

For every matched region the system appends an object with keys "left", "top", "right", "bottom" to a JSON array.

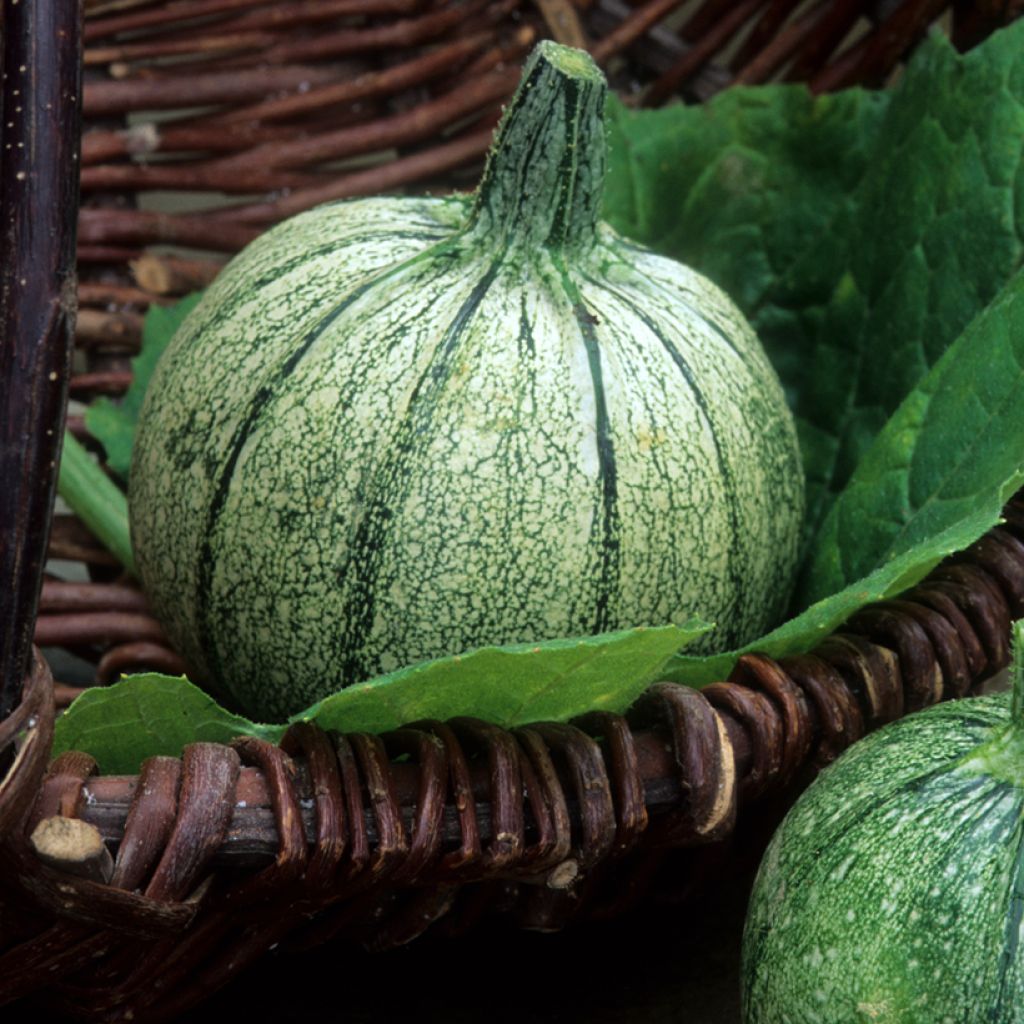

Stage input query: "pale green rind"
[
  {"left": 130, "top": 203, "right": 802, "bottom": 718},
  {"left": 130, "top": 196, "right": 466, "bottom": 700},
  {"left": 592, "top": 232, "right": 803, "bottom": 641},
  {"left": 130, "top": 51, "right": 803, "bottom": 719},
  {"left": 743, "top": 692, "right": 1024, "bottom": 1024}
]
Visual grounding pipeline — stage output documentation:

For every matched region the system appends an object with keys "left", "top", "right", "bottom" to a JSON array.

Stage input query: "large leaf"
[
  {"left": 797, "top": 267, "right": 1024, "bottom": 606},
  {"left": 84, "top": 293, "right": 203, "bottom": 480},
  {"left": 665, "top": 268, "right": 1024, "bottom": 685},
  {"left": 795, "top": 24, "right": 1024, "bottom": 541},
  {"left": 54, "top": 623, "right": 708, "bottom": 772}
]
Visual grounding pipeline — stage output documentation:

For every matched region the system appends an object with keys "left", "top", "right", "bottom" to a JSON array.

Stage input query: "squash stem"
[
  {"left": 958, "top": 619, "right": 1024, "bottom": 786},
  {"left": 470, "top": 41, "right": 606, "bottom": 251},
  {"left": 57, "top": 433, "right": 137, "bottom": 578},
  {"left": 1012, "top": 619, "right": 1024, "bottom": 727}
]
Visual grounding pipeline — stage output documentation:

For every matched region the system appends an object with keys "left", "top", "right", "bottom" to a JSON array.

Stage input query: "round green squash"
[
  {"left": 129, "top": 42, "right": 804, "bottom": 719},
  {"left": 742, "top": 624, "right": 1024, "bottom": 1024}
]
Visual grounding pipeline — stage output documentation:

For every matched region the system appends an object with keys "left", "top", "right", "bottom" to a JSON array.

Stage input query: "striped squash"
[
  {"left": 129, "top": 42, "right": 804, "bottom": 719},
  {"left": 742, "top": 627, "right": 1024, "bottom": 1023}
]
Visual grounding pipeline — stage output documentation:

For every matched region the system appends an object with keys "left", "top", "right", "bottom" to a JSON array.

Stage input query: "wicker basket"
[{"left": 3, "top": 1, "right": 1023, "bottom": 1020}]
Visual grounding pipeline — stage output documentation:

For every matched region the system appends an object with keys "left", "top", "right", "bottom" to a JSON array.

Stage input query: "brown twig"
[
  {"left": 680, "top": 0, "right": 753, "bottom": 41},
  {"left": 212, "top": 64, "right": 517, "bottom": 172},
  {"left": 783, "top": 0, "right": 865, "bottom": 82},
  {"left": 78, "top": 281, "right": 166, "bottom": 309},
  {"left": 84, "top": 0, "right": 164, "bottom": 15},
  {"left": 84, "top": 65, "right": 348, "bottom": 116},
  {"left": 73, "top": 731, "right": 705, "bottom": 871},
  {"left": 728, "top": 0, "right": 801, "bottom": 71},
  {"left": 644, "top": 0, "right": 761, "bottom": 104},
  {"left": 818, "top": 0, "right": 949, "bottom": 90},
  {"left": 30, "top": 817, "right": 115, "bottom": 884},
  {"left": 81, "top": 106, "right": 382, "bottom": 164},
  {"left": 807, "top": 29, "right": 870, "bottom": 93},
  {"left": 84, "top": 30, "right": 276, "bottom": 68},
  {"left": 75, "top": 308, "right": 145, "bottom": 351},
  {"left": 84, "top": 0, "right": 283, "bottom": 42},
  {"left": 80, "top": 162, "right": 319, "bottom": 195},
  {"left": 591, "top": 0, "right": 689, "bottom": 63},
  {"left": 0, "top": 0, "right": 83, "bottom": 720},
  {"left": 218, "top": 0, "right": 496, "bottom": 68},
  {"left": 109, "top": 6, "right": 470, "bottom": 77},
  {"left": 78, "top": 245, "right": 146, "bottom": 266},
  {"left": 48, "top": 515, "right": 121, "bottom": 567},
  {"left": 130, "top": 254, "right": 223, "bottom": 295},
  {"left": 157, "top": 0, "right": 426, "bottom": 39},
  {"left": 82, "top": 121, "right": 285, "bottom": 164},
  {"left": 84, "top": 0, "right": 423, "bottom": 44},
  {"left": 733, "top": 0, "right": 828, "bottom": 85},
  {"left": 463, "top": 22, "right": 537, "bottom": 71},
  {"left": 952, "top": 1, "right": 1024, "bottom": 51},
  {"left": 78, "top": 209, "right": 260, "bottom": 252},
  {"left": 211, "top": 32, "right": 492, "bottom": 127},
  {"left": 216, "top": 127, "right": 494, "bottom": 225},
  {"left": 40, "top": 580, "right": 150, "bottom": 614},
  {"left": 68, "top": 370, "right": 134, "bottom": 398},
  {"left": 33, "top": 611, "right": 169, "bottom": 648},
  {"left": 97, "top": 641, "right": 190, "bottom": 682}
]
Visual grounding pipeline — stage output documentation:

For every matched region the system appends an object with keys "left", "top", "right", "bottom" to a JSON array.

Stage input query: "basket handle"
[{"left": 0, "top": 0, "right": 83, "bottom": 722}]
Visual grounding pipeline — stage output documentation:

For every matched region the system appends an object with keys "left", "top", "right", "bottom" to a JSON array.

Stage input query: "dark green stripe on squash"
[{"left": 330, "top": 257, "right": 504, "bottom": 685}]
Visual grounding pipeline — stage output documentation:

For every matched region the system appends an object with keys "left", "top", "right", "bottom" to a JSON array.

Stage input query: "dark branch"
[{"left": 0, "top": 0, "right": 84, "bottom": 719}]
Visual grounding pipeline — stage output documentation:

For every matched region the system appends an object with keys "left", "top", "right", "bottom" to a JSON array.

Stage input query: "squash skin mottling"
[
  {"left": 129, "top": 45, "right": 804, "bottom": 718},
  {"left": 742, "top": 690, "right": 1024, "bottom": 1024}
]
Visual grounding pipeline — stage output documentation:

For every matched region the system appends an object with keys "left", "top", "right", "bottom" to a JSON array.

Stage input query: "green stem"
[
  {"left": 57, "top": 433, "right": 137, "bottom": 578},
  {"left": 1012, "top": 619, "right": 1024, "bottom": 727},
  {"left": 958, "top": 619, "right": 1024, "bottom": 787},
  {"left": 469, "top": 41, "right": 607, "bottom": 251}
]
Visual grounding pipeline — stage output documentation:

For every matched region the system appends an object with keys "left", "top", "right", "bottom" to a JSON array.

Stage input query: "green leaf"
[
  {"left": 295, "top": 622, "right": 707, "bottom": 734},
  {"left": 797, "top": 267, "right": 1024, "bottom": 606},
  {"left": 666, "top": 268, "right": 1024, "bottom": 686},
  {"left": 84, "top": 293, "right": 203, "bottom": 480},
  {"left": 54, "top": 623, "right": 708, "bottom": 772},
  {"left": 796, "top": 23, "right": 1024, "bottom": 539},
  {"left": 53, "top": 674, "right": 283, "bottom": 774}
]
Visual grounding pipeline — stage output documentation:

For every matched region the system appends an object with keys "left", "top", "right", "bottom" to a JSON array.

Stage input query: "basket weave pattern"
[
  {"left": 4, "top": 517, "right": 1024, "bottom": 1018},
  {"left": 2, "top": 1, "right": 1023, "bottom": 1019}
]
